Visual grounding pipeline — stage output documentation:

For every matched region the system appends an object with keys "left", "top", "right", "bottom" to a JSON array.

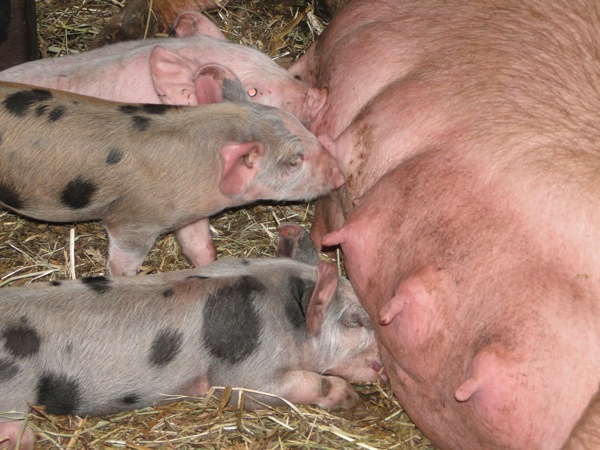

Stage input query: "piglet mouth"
[{"left": 371, "top": 361, "right": 388, "bottom": 382}]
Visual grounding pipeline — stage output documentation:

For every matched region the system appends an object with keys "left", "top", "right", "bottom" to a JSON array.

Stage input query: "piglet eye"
[
  {"left": 247, "top": 88, "right": 258, "bottom": 97},
  {"left": 342, "top": 312, "right": 365, "bottom": 329},
  {"left": 288, "top": 154, "right": 303, "bottom": 167}
]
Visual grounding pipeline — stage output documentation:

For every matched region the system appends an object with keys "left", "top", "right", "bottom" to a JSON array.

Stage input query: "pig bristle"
[{"left": 0, "top": 0, "right": 432, "bottom": 448}]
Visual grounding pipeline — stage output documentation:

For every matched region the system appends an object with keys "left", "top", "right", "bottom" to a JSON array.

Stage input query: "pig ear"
[
  {"left": 196, "top": 64, "right": 247, "bottom": 104},
  {"left": 173, "top": 12, "right": 227, "bottom": 40},
  {"left": 306, "top": 262, "right": 339, "bottom": 335},
  {"left": 150, "top": 46, "right": 242, "bottom": 105},
  {"left": 277, "top": 222, "right": 319, "bottom": 266},
  {"left": 150, "top": 46, "right": 202, "bottom": 105},
  {"left": 219, "top": 142, "right": 265, "bottom": 196}
]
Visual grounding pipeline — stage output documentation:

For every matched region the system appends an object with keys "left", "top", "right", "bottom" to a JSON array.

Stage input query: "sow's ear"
[
  {"left": 306, "top": 262, "right": 339, "bottom": 334},
  {"left": 277, "top": 222, "right": 319, "bottom": 266},
  {"left": 150, "top": 46, "right": 243, "bottom": 105},
  {"left": 219, "top": 142, "right": 265, "bottom": 196}
]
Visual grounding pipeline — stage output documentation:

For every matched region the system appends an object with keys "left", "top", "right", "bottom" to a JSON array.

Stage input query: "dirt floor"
[{"left": 0, "top": 0, "right": 436, "bottom": 448}]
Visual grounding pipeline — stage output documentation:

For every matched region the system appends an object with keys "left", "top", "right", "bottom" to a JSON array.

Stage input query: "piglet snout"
[
  {"left": 317, "top": 133, "right": 345, "bottom": 189},
  {"left": 370, "top": 361, "right": 388, "bottom": 382},
  {"left": 331, "top": 163, "right": 345, "bottom": 189}
]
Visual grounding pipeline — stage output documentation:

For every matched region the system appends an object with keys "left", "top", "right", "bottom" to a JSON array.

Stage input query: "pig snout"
[
  {"left": 324, "top": 147, "right": 345, "bottom": 190},
  {"left": 316, "top": 132, "right": 345, "bottom": 187},
  {"left": 281, "top": 112, "right": 345, "bottom": 191},
  {"left": 304, "top": 141, "right": 345, "bottom": 192},
  {"left": 324, "top": 344, "right": 386, "bottom": 384},
  {"left": 0, "top": 420, "right": 34, "bottom": 450}
]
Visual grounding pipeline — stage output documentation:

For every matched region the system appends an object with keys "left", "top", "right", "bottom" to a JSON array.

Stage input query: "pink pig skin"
[
  {"left": 293, "top": 0, "right": 600, "bottom": 448},
  {"left": 323, "top": 154, "right": 600, "bottom": 449},
  {"left": 0, "top": 13, "right": 326, "bottom": 126}
]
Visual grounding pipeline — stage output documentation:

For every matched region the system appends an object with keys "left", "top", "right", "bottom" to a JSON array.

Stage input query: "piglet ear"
[
  {"left": 173, "top": 12, "right": 227, "bottom": 40},
  {"left": 150, "top": 46, "right": 201, "bottom": 105},
  {"left": 195, "top": 64, "right": 247, "bottom": 104},
  {"left": 219, "top": 142, "right": 265, "bottom": 196},
  {"left": 277, "top": 222, "right": 319, "bottom": 266},
  {"left": 306, "top": 262, "right": 339, "bottom": 334},
  {"left": 151, "top": 47, "right": 244, "bottom": 105}
]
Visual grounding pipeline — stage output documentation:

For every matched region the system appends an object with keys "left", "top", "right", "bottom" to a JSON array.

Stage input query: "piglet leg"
[
  {"left": 105, "top": 225, "right": 159, "bottom": 276},
  {"left": 175, "top": 218, "right": 217, "bottom": 267},
  {"left": 275, "top": 370, "right": 359, "bottom": 410}
]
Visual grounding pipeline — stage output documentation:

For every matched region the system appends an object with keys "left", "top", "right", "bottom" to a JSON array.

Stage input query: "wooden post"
[{"left": 0, "top": 0, "right": 38, "bottom": 70}]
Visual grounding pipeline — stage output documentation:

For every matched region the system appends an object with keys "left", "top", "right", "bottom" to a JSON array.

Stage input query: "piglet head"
[
  {"left": 307, "top": 262, "right": 384, "bottom": 383},
  {"left": 276, "top": 222, "right": 383, "bottom": 382}
]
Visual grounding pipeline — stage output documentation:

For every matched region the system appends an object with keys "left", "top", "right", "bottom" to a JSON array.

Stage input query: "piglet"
[
  {"left": 0, "top": 223, "right": 383, "bottom": 450},
  {"left": 0, "top": 83, "right": 343, "bottom": 275},
  {"left": 0, "top": 13, "right": 327, "bottom": 126}
]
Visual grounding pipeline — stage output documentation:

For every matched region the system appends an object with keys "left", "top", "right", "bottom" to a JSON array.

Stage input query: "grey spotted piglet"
[
  {"left": 0, "top": 223, "right": 383, "bottom": 450},
  {"left": 0, "top": 82, "right": 344, "bottom": 275}
]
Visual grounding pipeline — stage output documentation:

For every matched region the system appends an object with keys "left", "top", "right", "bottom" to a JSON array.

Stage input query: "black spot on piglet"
[
  {"left": 60, "top": 177, "right": 97, "bottom": 209},
  {"left": 48, "top": 106, "right": 67, "bottom": 122},
  {"left": 50, "top": 280, "right": 62, "bottom": 286},
  {"left": 119, "top": 105, "right": 141, "bottom": 115},
  {"left": 148, "top": 328, "right": 183, "bottom": 367},
  {"left": 202, "top": 276, "right": 265, "bottom": 364},
  {"left": 0, "top": 358, "right": 19, "bottom": 382},
  {"left": 2, "top": 322, "right": 41, "bottom": 359},
  {"left": 36, "top": 372, "right": 82, "bottom": 415},
  {"left": 35, "top": 104, "right": 49, "bottom": 116},
  {"left": 131, "top": 115, "right": 151, "bottom": 132},
  {"left": 3, "top": 89, "right": 52, "bottom": 116},
  {"left": 120, "top": 393, "right": 141, "bottom": 405},
  {"left": 141, "top": 104, "right": 178, "bottom": 114},
  {"left": 0, "top": 182, "right": 23, "bottom": 209},
  {"left": 106, "top": 148, "right": 123, "bottom": 165},
  {"left": 82, "top": 275, "right": 111, "bottom": 293}
]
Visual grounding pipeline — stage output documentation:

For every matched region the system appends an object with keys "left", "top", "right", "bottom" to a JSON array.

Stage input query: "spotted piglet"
[
  {"left": 0, "top": 82, "right": 344, "bottom": 275},
  {"left": 0, "top": 223, "right": 383, "bottom": 450}
]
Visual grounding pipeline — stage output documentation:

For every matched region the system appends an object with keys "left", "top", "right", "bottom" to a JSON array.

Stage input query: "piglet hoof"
[
  {"left": 316, "top": 376, "right": 360, "bottom": 410},
  {"left": 0, "top": 421, "right": 35, "bottom": 450}
]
